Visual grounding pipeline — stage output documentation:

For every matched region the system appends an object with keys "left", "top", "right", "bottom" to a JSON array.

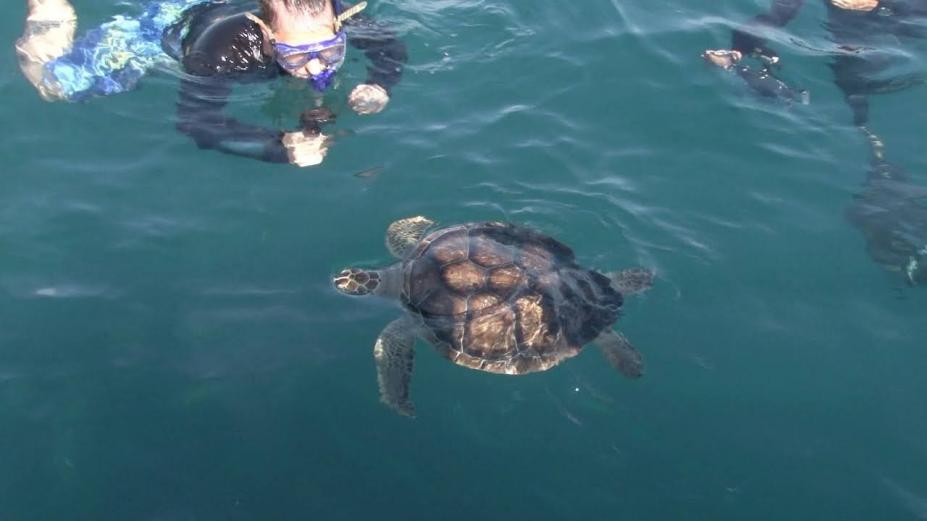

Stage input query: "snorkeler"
[
  {"left": 16, "top": 0, "right": 407, "bottom": 167},
  {"left": 703, "top": 0, "right": 927, "bottom": 285},
  {"left": 702, "top": 0, "right": 926, "bottom": 126}
]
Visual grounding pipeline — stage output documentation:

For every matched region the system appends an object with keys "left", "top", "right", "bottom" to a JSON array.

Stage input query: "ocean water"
[{"left": 2, "top": 0, "right": 927, "bottom": 519}]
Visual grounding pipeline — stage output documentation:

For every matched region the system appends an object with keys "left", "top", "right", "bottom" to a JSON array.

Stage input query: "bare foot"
[{"left": 17, "top": 0, "right": 77, "bottom": 100}]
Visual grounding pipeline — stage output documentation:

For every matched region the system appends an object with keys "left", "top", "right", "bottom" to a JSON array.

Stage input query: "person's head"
[
  {"left": 255, "top": 0, "right": 345, "bottom": 89},
  {"left": 260, "top": 0, "right": 335, "bottom": 37}
]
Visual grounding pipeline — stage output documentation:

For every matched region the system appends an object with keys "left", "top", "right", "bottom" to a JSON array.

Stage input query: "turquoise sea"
[{"left": 2, "top": 0, "right": 927, "bottom": 519}]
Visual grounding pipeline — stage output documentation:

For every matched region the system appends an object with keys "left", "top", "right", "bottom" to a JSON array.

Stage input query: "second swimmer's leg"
[
  {"left": 16, "top": 0, "right": 77, "bottom": 101},
  {"left": 831, "top": 55, "right": 871, "bottom": 127}
]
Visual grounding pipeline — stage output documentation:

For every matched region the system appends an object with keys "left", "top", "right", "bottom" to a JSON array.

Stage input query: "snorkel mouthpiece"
[{"left": 310, "top": 67, "right": 337, "bottom": 91}]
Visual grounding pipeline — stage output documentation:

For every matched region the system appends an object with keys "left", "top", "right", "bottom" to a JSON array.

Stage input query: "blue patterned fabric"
[{"left": 46, "top": 0, "right": 212, "bottom": 101}]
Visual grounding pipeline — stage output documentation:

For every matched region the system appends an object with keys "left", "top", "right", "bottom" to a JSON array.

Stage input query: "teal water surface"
[{"left": 2, "top": 0, "right": 927, "bottom": 519}]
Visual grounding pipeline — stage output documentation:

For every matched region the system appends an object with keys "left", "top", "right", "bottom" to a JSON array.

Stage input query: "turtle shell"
[{"left": 401, "top": 222, "right": 623, "bottom": 374}]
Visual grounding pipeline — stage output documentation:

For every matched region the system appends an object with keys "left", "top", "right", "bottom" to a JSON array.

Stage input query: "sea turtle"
[{"left": 333, "top": 216, "right": 654, "bottom": 416}]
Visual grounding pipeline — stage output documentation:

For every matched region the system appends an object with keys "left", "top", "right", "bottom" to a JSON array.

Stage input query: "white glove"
[
  {"left": 348, "top": 84, "right": 390, "bottom": 115},
  {"left": 282, "top": 131, "right": 331, "bottom": 167}
]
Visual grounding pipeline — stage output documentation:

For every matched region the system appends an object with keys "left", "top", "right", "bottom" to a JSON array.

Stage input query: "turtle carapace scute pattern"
[{"left": 401, "top": 222, "right": 623, "bottom": 375}]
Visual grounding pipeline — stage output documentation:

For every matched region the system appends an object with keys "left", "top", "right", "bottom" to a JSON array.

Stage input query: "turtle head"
[{"left": 333, "top": 268, "right": 381, "bottom": 296}]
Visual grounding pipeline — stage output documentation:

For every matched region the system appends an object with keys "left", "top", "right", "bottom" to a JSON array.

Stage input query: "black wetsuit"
[
  {"left": 165, "top": 2, "right": 407, "bottom": 163},
  {"left": 847, "top": 158, "right": 927, "bottom": 284},
  {"left": 731, "top": 0, "right": 927, "bottom": 125},
  {"left": 731, "top": 1, "right": 927, "bottom": 285}
]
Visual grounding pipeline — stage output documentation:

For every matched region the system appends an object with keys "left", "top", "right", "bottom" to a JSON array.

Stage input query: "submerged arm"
[
  {"left": 732, "top": 0, "right": 805, "bottom": 60},
  {"left": 345, "top": 14, "right": 408, "bottom": 93},
  {"left": 176, "top": 76, "right": 289, "bottom": 163}
]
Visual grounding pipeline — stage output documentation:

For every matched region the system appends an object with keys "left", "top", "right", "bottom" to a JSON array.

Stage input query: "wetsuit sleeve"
[
  {"left": 176, "top": 76, "right": 288, "bottom": 163},
  {"left": 173, "top": 10, "right": 292, "bottom": 164},
  {"left": 731, "top": 0, "right": 805, "bottom": 59},
  {"left": 345, "top": 16, "right": 408, "bottom": 93}
]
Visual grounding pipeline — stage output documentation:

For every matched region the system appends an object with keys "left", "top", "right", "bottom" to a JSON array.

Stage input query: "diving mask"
[
  {"left": 272, "top": 33, "right": 347, "bottom": 72},
  {"left": 245, "top": 2, "right": 366, "bottom": 91}
]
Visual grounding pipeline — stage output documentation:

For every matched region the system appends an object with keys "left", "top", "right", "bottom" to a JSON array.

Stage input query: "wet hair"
[{"left": 260, "top": 0, "right": 332, "bottom": 26}]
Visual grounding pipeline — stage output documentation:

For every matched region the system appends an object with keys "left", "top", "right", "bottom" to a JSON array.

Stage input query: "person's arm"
[
  {"left": 731, "top": 0, "right": 805, "bottom": 61},
  {"left": 703, "top": 0, "right": 804, "bottom": 69},
  {"left": 344, "top": 14, "right": 408, "bottom": 114},
  {"left": 346, "top": 14, "right": 408, "bottom": 93},
  {"left": 175, "top": 75, "right": 290, "bottom": 163},
  {"left": 176, "top": 76, "right": 333, "bottom": 166},
  {"left": 701, "top": 0, "right": 809, "bottom": 103}
]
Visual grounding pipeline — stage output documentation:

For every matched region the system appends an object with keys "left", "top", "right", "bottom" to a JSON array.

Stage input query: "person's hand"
[
  {"left": 830, "top": 0, "right": 879, "bottom": 11},
  {"left": 282, "top": 131, "right": 330, "bottom": 167},
  {"left": 348, "top": 84, "right": 389, "bottom": 115},
  {"left": 702, "top": 49, "right": 743, "bottom": 69}
]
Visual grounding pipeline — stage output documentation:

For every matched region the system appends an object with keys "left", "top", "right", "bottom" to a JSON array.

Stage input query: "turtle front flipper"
[
  {"left": 607, "top": 268, "right": 654, "bottom": 296},
  {"left": 386, "top": 216, "right": 435, "bottom": 258},
  {"left": 595, "top": 329, "right": 643, "bottom": 379},
  {"left": 373, "top": 317, "right": 417, "bottom": 416}
]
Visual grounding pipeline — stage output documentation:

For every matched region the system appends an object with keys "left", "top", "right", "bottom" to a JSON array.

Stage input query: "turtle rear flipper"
[
  {"left": 386, "top": 216, "right": 435, "bottom": 259},
  {"left": 373, "top": 317, "right": 417, "bottom": 417},
  {"left": 595, "top": 330, "right": 643, "bottom": 379},
  {"left": 607, "top": 268, "right": 654, "bottom": 296}
]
